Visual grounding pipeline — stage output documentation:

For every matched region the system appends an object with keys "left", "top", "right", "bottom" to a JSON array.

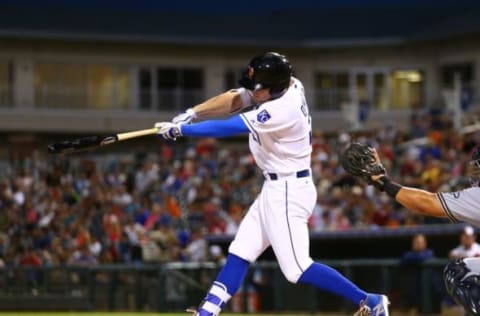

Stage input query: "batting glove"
[
  {"left": 172, "top": 108, "right": 197, "bottom": 124},
  {"left": 154, "top": 122, "right": 182, "bottom": 140}
]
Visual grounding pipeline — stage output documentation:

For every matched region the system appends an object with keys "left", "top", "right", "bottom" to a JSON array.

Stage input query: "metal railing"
[
  {"left": 0, "top": 258, "right": 450, "bottom": 314},
  {"left": 33, "top": 85, "right": 204, "bottom": 111},
  {"left": 35, "top": 85, "right": 89, "bottom": 109},
  {"left": 0, "top": 84, "right": 12, "bottom": 107},
  {"left": 155, "top": 88, "right": 204, "bottom": 111}
]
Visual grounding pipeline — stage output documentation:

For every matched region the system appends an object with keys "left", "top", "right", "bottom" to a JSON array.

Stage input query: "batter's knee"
[
  {"left": 228, "top": 244, "right": 258, "bottom": 263},
  {"left": 282, "top": 269, "right": 303, "bottom": 284},
  {"left": 276, "top": 253, "right": 313, "bottom": 283},
  {"left": 279, "top": 260, "right": 313, "bottom": 284}
]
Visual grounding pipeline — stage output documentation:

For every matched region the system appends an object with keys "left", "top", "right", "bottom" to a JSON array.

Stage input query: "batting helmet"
[
  {"left": 238, "top": 52, "right": 292, "bottom": 98},
  {"left": 469, "top": 146, "right": 480, "bottom": 187}
]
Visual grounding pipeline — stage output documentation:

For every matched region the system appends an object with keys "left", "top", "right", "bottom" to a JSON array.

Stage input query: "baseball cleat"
[
  {"left": 186, "top": 308, "right": 198, "bottom": 316},
  {"left": 185, "top": 308, "right": 215, "bottom": 316},
  {"left": 354, "top": 294, "right": 390, "bottom": 316}
]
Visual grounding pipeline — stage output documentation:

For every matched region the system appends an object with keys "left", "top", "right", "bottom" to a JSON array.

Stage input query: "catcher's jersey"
[
  {"left": 437, "top": 187, "right": 480, "bottom": 226},
  {"left": 238, "top": 77, "right": 312, "bottom": 173}
]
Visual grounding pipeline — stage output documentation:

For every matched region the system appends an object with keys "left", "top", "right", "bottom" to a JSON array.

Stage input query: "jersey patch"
[{"left": 257, "top": 109, "right": 271, "bottom": 123}]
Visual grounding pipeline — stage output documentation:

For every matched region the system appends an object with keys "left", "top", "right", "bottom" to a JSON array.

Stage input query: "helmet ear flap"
[
  {"left": 269, "top": 86, "right": 288, "bottom": 99},
  {"left": 238, "top": 77, "right": 254, "bottom": 91}
]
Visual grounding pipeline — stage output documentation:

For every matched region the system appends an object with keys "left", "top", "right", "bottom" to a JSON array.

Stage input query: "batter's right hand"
[
  {"left": 172, "top": 108, "right": 197, "bottom": 124},
  {"left": 154, "top": 122, "right": 182, "bottom": 141}
]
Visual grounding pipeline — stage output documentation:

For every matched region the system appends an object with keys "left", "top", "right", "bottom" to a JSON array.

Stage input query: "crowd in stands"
[{"left": 0, "top": 107, "right": 479, "bottom": 268}]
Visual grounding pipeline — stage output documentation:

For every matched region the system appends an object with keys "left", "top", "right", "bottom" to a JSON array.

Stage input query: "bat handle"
[{"left": 116, "top": 127, "right": 159, "bottom": 141}]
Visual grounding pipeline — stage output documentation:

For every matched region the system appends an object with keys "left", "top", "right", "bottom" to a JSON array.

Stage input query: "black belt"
[{"left": 267, "top": 169, "right": 310, "bottom": 181}]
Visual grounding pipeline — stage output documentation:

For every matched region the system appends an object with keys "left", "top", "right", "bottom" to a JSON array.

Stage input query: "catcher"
[{"left": 340, "top": 143, "right": 480, "bottom": 316}]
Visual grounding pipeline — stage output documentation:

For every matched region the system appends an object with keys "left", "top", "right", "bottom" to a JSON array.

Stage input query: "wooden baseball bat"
[{"left": 47, "top": 127, "right": 159, "bottom": 154}]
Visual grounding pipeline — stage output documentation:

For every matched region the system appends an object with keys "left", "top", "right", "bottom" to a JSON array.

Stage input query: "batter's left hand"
[
  {"left": 172, "top": 108, "right": 197, "bottom": 124},
  {"left": 154, "top": 122, "right": 182, "bottom": 140}
]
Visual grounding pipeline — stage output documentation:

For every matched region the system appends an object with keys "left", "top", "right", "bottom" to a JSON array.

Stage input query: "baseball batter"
[
  {"left": 346, "top": 144, "right": 480, "bottom": 315},
  {"left": 155, "top": 52, "right": 389, "bottom": 316}
]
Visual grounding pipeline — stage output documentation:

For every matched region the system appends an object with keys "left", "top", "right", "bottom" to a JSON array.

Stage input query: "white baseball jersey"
[
  {"left": 237, "top": 77, "right": 312, "bottom": 173},
  {"left": 450, "top": 242, "right": 480, "bottom": 258},
  {"left": 437, "top": 187, "right": 480, "bottom": 226},
  {"left": 229, "top": 77, "right": 317, "bottom": 283}
]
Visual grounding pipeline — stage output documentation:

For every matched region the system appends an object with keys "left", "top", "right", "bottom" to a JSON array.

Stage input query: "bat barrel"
[
  {"left": 47, "top": 128, "right": 158, "bottom": 154},
  {"left": 48, "top": 135, "right": 117, "bottom": 154}
]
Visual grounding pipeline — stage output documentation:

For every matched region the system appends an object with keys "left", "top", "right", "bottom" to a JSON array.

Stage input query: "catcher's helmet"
[
  {"left": 444, "top": 258, "right": 480, "bottom": 316},
  {"left": 238, "top": 52, "right": 292, "bottom": 98},
  {"left": 469, "top": 146, "right": 480, "bottom": 186}
]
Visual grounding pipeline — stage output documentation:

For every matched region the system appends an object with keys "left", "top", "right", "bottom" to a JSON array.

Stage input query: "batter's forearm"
[
  {"left": 181, "top": 115, "right": 249, "bottom": 137},
  {"left": 192, "top": 91, "right": 243, "bottom": 118},
  {"left": 395, "top": 187, "right": 447, "bottom": 218}
]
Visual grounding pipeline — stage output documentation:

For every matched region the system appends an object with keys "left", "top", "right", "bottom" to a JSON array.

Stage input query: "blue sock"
[
  {"left": 298, "top": 262, "right": 367, "bottom": 304},
  {"left": 198, "top": 253, "right": 250, "bottom": 315},
  {"left": 216, "top": 253, "right": 250, "bottom": 295}
]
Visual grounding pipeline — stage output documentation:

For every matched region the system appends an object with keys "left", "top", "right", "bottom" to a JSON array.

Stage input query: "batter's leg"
[
  {"left": 192, "top": 195, "right": 270, "bottom": 316},
  {"left": 263, "top": 179, "right": 387, "bottom": 312}
]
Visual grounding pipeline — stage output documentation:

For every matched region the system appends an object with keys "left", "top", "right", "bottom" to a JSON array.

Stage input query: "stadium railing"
[{"left": 0, "top": 258, "right": 450, "bottom": 314}]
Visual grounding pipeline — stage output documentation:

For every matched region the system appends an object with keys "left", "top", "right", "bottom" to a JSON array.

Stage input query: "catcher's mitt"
[{"left": 339, "top": 142, "right": 386, "bottom": 183}]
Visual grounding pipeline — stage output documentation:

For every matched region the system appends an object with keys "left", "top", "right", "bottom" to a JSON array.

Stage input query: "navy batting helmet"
[
  {"left": 238, "top": 52, "right": 292, "bottom": 97},
  {"left": 469, "top": 146, "right": 480, "bottom": 186}
]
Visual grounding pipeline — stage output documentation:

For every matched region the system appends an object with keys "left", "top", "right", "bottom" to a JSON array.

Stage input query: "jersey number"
[{"left": 300, "top": 97, "right": 312, "bottom": 145}]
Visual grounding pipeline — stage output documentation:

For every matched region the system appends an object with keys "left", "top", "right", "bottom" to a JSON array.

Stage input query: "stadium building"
[{"left": 0, "top": 0, "right": 479, "bottom": 152}]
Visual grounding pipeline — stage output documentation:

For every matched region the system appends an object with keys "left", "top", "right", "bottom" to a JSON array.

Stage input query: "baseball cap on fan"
[
  {"left": 463, "top": 226, "right": 475, "bottom": 236},
  {"left": 209, "top": 245, "right": 223, "bottom": 258}
]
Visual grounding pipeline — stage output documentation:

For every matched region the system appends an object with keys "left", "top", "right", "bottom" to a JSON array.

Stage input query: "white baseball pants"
[{"left": 229, "top": 174, "right": 317, "bottom": 283}]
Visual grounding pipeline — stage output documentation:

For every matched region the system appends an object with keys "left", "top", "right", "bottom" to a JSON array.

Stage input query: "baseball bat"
[{"left": 47, "top": 127, "right": 159, "bottom": 154}]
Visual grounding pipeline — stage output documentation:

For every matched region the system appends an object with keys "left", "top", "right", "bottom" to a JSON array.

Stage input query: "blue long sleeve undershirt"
[{"left": 181, "top": 114, "right": 250, "bottom": 137}]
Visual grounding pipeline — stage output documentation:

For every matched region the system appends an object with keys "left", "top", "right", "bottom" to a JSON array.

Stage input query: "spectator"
[
  {"left": 400, "top": 234, "right": 434, "bottom": 265},
  {"left": 68, "top": 245, "right": 97, "bottom": 266},
  {"left": 184, "top": 227, "right": 207, "bottom": 262},
  {"left": 89, "top": 235, "right": 102, "bottom": 258},
  {"left": 18, "top": 247, "right": 43, "bottom": 293},
  {"left": 148, "top": 218, "right": 178, "bottom": 262},
  {"left": 139, "top": 230, "right": 161, "bottom": 263},
  {"left": 209, "top": 245, "right": 226, "bottom": 265},
  {"left": 398, "top": 234, "right": 438, "bottom": 315},
  {"left": 19, "top": 247, "right": 43, "bottom": 267}
]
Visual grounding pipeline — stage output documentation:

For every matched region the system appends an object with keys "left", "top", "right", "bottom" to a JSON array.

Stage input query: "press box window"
[
  {"left": 314, "top": 72, "right": 350, "bottom": 110},
  {"left": 0, "top": 61, "right": 13, "bottom": 107},
  {"left": 156, "top": 67, "right": 204, "bottom": 111}
]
